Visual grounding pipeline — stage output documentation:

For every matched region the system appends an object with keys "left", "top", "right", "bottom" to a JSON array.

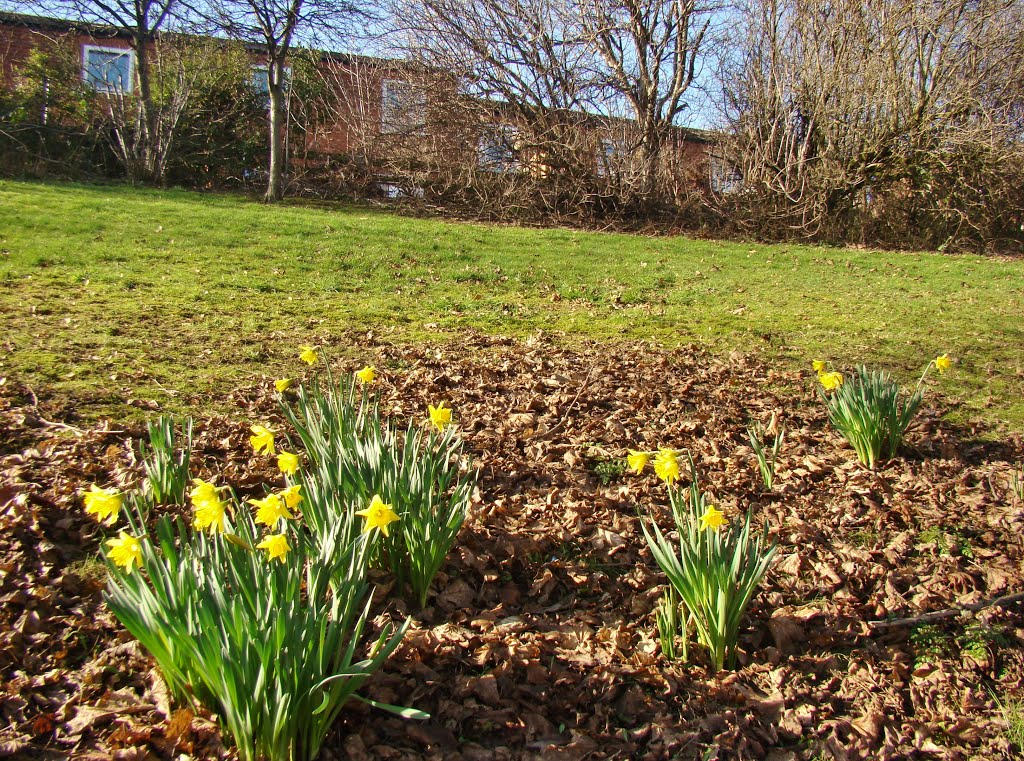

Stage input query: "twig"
[
  {"left": 24, "top": 385, "right": 89, "bottom": 436},
  {"left": 527, "top": 365, "right": 596, "bottom": 442},
  {"left": 151, "top": 379, "right": 180, "bottom": 397},
  {"left": 868, "top": 591, "right": 1024, "bottom": 630}
]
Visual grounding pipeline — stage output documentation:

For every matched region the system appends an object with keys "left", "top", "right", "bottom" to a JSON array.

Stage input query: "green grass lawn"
[{"left": 2, "top": 179, "right": 1022, "bottom": 430}]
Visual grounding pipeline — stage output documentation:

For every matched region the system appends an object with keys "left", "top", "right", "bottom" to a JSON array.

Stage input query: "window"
[
  {"left": 709, "top": 156, "right": 743, "bottom": 194},
  {"left": 478, "top": 125, "right": 521, "bottom": 173},
  {"left": 250, "top": 64, "right": 291, "bottom": 101},
  {"left": 381, "top": 79, "right": 427, "bottom": 134},
  {"left": 82, "top": 45, "right": 134, "bottom": 93},
  {"left": 596, "top": 138, "right": 626, "bottom": 177}
]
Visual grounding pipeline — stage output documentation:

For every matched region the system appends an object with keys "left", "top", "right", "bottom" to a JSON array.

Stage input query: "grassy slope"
[{"left": 1, "top": 179, "right": 1022, "bottom": 429}]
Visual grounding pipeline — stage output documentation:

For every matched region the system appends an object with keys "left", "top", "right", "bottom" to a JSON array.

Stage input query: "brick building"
[{"left": 0, "top": 10, "right": 719, "bottom": 196}]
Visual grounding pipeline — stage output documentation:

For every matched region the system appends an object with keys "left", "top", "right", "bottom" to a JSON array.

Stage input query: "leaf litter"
[{"left": 1, "top": 333, "right": 1022, "bottom": 760}]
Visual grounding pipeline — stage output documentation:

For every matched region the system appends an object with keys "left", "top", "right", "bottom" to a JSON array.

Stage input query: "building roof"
[{"left": 0, "top": 10, "right": 412, "bottom": 69}]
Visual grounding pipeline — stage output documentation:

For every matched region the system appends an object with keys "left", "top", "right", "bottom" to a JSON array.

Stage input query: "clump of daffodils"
[
  {"left": 642, "top": 453, "right": 776, "bottom": 671},
  {"left": 815, "top": 354, "right": 953, "bottom": 468},
  {"left": 78, "top": 346, "right": 479, "bottom": 761}
]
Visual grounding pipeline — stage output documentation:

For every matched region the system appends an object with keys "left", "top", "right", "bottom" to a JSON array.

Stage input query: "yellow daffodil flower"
[
  {"left": 355, "top": 494, "right": 400, "bottom": 537},
  {"left": 193, "top": 495, "right": 227, "bottom": 534},
  {"left": 279, "top": 484, "right": 303, "bottom": 509},
  {"left": 818, "top": 371, "right": 844, "bottom": 391},
  {"left": 299, "top": 346, "right": 319, "bottom": 365},
  {"left": 249, "top": 424, "right": 276, "bottom": 456},
  {"left": 428, "top": 402, "right": 452, "bottom": 432},
  {"left": 699, "top": 505, "right": 728, "bottom": 531},
  {"left": 189, "top": 478, "right": 221, "bottom": 505},
  {"left": 935, "top": 354, "right": 952, "bottom": 374},
  {"left": 256, "top": 533, "right": 290, "bottom": 563},
  {"left": 356, "top": 365, "right": 376, "bottom": 384},
  {"left": 277, "top": 450, "right": 300, "bottom": 476},
  {"left": 653, "top": 449, "right": 680, "bottom": 485},
  {"left": 812, "top": 360, "right": 827, "bottom": 373},
  {"left": 248, "top": 493, "right": 294, "bottom": 527},
  {"left": 107, "top": 532, "right": 143, "bottom": 573},
  {"left": 190, "top": 478, "right": 228, "bottom": 534},
  {"left": 82, "top": 484, "right": 123, "bottom": 526},
  {"left": 627, "top": 450, "right": 650, "bottom": 475},
  {"left": 274, "top": 378, "right": 293, "bottom": 393}
]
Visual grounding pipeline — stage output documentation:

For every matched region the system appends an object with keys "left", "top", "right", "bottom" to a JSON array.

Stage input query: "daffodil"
[
  {"left": 248, "top": 493, "right": 294, "bottom": 528},
  {"left": 653, "top": 449, "right": 680, "bottom": 485},
  {"left": 277, "top": 450, "right": 300, "bottom": 475},
  {"left": 934, "top": 354, "right": 952, "bottom": 374},
  {"left": 699, "top": 505, "right": 728, "bottom": 531},
  {"left": 82, "top": 484, "right": 122, "bottom": 526},
  {"left": 818, "top": 371, "right": 844, "bottom": 391},
  {"left": 189, "top": 478, "right": 221, "bottom": 505},
  {"left": 193, "top": 495, "right": 227, "bottom": 535},
  {"left": 299, "top": 346, "right": 319, "bottom": 365},
  {"left": 274, "top": 378, "right": 293, "bottom": 393},
  {"left": 355, "top": 494, "right": 400, "bottom": 537},
  {"left": 356, "top": 365, "right": 376, "bottom": 384},
  {"left": 107, "top": 532, "right": 143, "bottom": 573},
  {"left": 428, "top": 402, "right": 452, "bottom": 432},
  {"left": 256, "top": 533, "right": 290, "bottom": 563},
  {"left": 812, "top": 360, "right": 827, "bottom": 373},
  {"left": 249, "top": 424, "right": 276, "bottom": 456},
  {"left": 627, "top": 450, "right": 650, "bottom": 475},
  {"left": 279, "top": 484, "right": 303, "bottom": 509}
]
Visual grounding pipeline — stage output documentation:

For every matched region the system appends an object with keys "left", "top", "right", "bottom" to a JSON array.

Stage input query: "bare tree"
[
  {"left": 47, "top": 0, "right": 177, "bottom": 181},
  {"left": 400, "top": 0, "right": 589, "bottom": 113},
  {"left": 580, "top": 0, "right": 711, "bottom": 195},
  {"left": 207, "top": 0, "right": 368, "bottom": 201},
  {"left": 397, "top": 0, "right": 597, "bottom": 181},
  {"left": 396, "top": 0, "right": 715, "bottom": 213},
  {"left": 719, "top": 0, "right": 1024, "bottom": 249},
  {"left": 96, "top": 34, "right": 243, "bottom": 181}
]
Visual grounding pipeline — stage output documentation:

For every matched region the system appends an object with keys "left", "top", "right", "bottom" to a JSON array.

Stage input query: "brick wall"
[{"left": 0, "top": 16, "right": 132, "bottom": 88}]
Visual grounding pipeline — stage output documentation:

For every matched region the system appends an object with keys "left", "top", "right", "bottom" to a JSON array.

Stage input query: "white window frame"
[
  {"left": 709, "top": 155, "right": 743, "bottom": 194},
  {"left": 82, "top": 44, "right": 135, "bottom": 93},
  {"left": 380, "top": 79, "right": 427, "bottom": 135}
]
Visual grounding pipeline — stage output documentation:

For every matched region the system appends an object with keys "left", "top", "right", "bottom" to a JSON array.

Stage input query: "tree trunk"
[
  {"left": 637, "top": 121, "right": 661, "bottom": 199},
  {"left": 134, "top": 34, "right": 161, "bottom": 184},
  {"left": 265, "top": 59, "right": 287, "bottom": 202}
]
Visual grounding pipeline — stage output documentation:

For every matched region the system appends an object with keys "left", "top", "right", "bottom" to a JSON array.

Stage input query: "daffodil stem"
[{"left": 916, "top": 359, "right": 935, "bottom": 392}]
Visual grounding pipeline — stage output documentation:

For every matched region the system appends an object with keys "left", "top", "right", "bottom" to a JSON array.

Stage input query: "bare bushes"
[{"left": 717, "top": 0, "right": 1024, "bottom": 252}]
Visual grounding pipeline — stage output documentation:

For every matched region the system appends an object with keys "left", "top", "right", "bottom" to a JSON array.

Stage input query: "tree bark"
[{"left": 265, "top": 58, "right": 287, "bottom": 202}]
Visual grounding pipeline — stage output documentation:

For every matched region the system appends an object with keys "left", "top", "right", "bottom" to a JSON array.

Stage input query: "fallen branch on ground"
[{"left": 869, "top": 591, "right": 1024, "bottom": 630}]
